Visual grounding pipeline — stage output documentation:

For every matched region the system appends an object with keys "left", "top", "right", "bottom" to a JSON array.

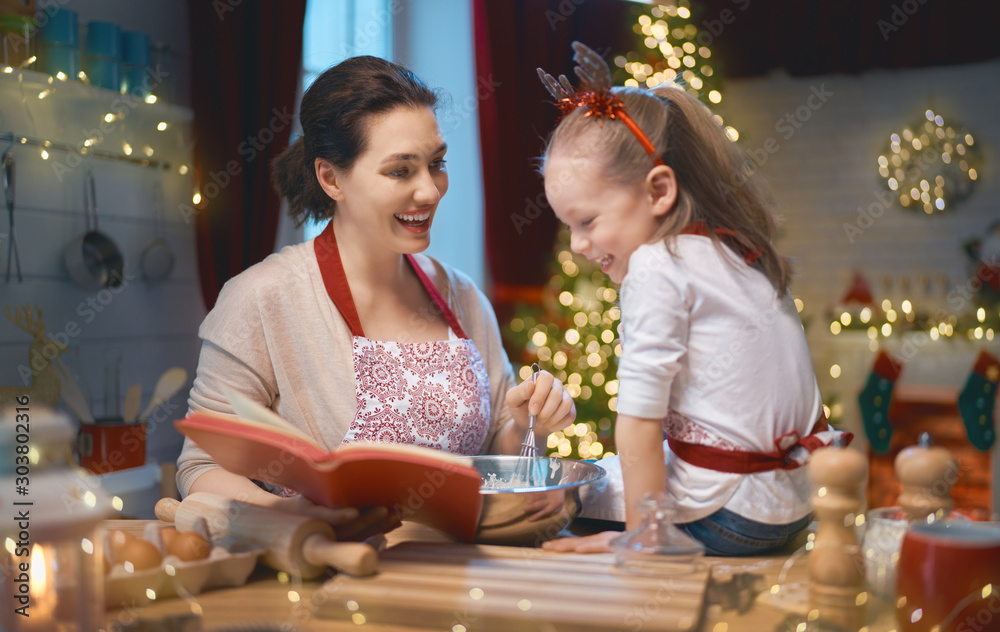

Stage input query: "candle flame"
[{"left": 29, "top": 545, "right": 47, "bottom": 595}]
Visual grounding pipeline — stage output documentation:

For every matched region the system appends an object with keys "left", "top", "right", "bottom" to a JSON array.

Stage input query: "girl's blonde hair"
[{"left": 542, "top": 86, "right": 792, "bottom": 293}]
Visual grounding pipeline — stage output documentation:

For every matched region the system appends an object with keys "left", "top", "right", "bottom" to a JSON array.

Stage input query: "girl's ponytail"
[{"left": 271, "top": 138, "right": 333, "bottom": 227}]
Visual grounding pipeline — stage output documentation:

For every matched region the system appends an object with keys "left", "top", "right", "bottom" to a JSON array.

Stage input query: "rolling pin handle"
[
  {"left": 301, "top": 534, "right": 378, "bottom": 577},
  {"left": 155, "top": 497, "right": 180, "bottom": 522}
]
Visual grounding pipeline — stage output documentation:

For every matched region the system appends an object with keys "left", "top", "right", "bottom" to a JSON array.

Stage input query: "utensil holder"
[{"left": 77, "top": 417, "right": 147, "bottom": 475}]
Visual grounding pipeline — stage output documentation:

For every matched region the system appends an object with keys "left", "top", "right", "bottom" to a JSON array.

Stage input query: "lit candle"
[{"left": 23, "top": 545, "right": 55, "bottom": 630}]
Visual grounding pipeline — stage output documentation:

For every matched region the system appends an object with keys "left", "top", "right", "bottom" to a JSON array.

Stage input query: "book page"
[
  {"left": 338, "top": 441, "right": 473, "bottom": 467},
  {"left": 221, "top": 386, "right": 319, "bottom": 447}
]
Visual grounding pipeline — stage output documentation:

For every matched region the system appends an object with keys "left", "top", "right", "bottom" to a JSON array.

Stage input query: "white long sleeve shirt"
[{"left": 583, "top": 236, "right": 822, "bottom": 525}]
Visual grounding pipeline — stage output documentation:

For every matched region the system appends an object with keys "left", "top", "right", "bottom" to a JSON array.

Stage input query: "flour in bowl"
[{"left": 481, "top": 472, "right": 524, "bottom": 489}]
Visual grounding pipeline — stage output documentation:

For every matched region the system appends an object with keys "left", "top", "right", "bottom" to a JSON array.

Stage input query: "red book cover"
[{"left": 176, "top": 411, "right": 484, "bottom": 543}]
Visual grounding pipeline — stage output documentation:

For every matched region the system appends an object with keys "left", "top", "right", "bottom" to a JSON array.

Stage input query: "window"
[{"left": 300, "top": 0, "right": 393, "bottom": 241}]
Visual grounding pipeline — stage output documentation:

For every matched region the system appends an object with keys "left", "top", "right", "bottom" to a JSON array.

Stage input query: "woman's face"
[{"left": 328, "top": 106, "right": 448, "bottom": 254}]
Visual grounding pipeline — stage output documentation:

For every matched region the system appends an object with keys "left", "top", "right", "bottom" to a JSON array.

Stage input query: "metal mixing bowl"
[{"left": 468, "top": 455, "right": 606, "bottom": 546}]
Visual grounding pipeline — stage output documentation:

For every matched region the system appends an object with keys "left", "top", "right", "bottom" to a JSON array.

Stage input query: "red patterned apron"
[{"left": 314, "top": 223, "right": 491, "bottom": 456}]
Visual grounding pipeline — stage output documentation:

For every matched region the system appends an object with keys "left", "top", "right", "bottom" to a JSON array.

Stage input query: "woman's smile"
[{"left": 393, "top": 210, "right": 433, "bottom": 233}]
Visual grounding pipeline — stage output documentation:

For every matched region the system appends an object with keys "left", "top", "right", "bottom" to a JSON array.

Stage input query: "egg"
[
  {"left": 118, "top": 538, "right": 162, "bottom": 571},
  {"left": 167, "top": 531, "right": 210, "bottom": 562},
  {"left": 108, "top": 529, "right": 135, "bottom": 559},
  {"left": 160, "top": 527, "right": 178, "bottom": 549}
]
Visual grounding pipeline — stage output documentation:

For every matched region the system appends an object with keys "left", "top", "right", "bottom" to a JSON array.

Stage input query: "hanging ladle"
[
  {"left": 3, "top": 144, "right": 22, "bottom": 283},
  {"left": 140, "top": 172, "right": 175, "bottom": 282},
  {"left": 64, "top": 171, "right": 126, "bottom": 289}
]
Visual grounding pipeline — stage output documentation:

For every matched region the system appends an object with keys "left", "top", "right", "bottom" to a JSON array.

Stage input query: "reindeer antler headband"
[{"left": 537, "top": 41, "right": 664, "bottom": 167}]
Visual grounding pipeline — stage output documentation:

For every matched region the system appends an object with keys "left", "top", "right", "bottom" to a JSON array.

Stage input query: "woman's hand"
[
  {"left": 333, "top": 506, "right": 403, "bottom": 542},
  {"left": 541, "top": 531, "right": 620, "bottom": 553},
  {"left": 505, "top": 369, "right": 576, "bottom": 437},
  {"left": 264, "top": 495, "right": 402, "bottom": 541}
]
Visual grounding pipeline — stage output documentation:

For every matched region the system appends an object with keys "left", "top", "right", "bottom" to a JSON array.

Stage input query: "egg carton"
[{"left": 103, "top": 522, "right": 263, "bottom": 610}]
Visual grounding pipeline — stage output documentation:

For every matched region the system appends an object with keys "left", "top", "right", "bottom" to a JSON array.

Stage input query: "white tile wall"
[{"left": 0, "top": 68, "right": 202, "bottom": 468}]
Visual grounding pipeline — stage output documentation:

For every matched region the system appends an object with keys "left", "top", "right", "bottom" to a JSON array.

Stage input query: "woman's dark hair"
[{"left": 272, "top": 56, "right": 438, "bottom": 225}]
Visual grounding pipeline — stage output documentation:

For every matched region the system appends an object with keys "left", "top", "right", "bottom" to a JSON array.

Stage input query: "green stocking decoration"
[
  {"left": 957, "top": 350, "right": 999, "bottom": 451},
  {"left": 859, "top": 351, "right": 903, "bottom": 454}
]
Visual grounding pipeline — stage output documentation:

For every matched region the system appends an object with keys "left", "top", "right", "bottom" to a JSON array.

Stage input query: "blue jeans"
[{"left": 677, "top": 507, "right": 812, "bottom": 557}]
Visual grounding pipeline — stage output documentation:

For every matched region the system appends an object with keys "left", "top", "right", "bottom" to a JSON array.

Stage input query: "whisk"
[{"left": 518, "top": 363, "right": 540, "bottom": 457}]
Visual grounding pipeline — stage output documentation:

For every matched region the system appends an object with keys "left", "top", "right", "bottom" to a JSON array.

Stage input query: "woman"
[{"left": 176, "top": 56, "right": 576, "bottom": 538}]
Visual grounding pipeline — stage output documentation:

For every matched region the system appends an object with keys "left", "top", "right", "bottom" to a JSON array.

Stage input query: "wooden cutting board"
[{"left": 315, "top": 541, "right": 711, "bottom": 631}]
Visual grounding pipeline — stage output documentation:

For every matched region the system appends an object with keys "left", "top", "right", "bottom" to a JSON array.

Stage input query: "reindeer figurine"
[{"left": 0, "top": 305, "right": 65, "bottom": 410}]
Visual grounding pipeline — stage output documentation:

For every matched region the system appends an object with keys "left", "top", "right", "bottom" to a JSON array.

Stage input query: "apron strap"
[
  {"left": 406, "top": 254, "right": 469, "bottom": 340},
  {"left": 315, "top": 221, "right": 365, "bottom": 337},
  {"left": 667, "top": 413, "right": 853, "bottom": 474},
  {"left": 313, "top": 221, "right": 469, "bottom": 339},
  {"left": 680, "top": 221, "right": 762, "bottom": 266}
]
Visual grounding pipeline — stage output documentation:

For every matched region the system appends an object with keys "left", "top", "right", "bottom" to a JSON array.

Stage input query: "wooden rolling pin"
[{"left": 154, "top": 492, "right": 378, "bottom": 578}]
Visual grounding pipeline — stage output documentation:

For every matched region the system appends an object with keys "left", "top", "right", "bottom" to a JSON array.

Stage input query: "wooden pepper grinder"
[
  {"left": 895, "top": 431, "right": 958, "bottom": 523},
  {"left": 809, "top": 436, "right": 868, "bottom": 631}
]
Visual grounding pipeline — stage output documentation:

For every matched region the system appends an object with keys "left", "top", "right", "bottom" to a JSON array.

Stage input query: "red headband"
[
  {"left": 539, "top": 42, "right": 664, "bottom": 167},
  {"left": 553, "top": 92, "right": 664, "bottom": 167}
]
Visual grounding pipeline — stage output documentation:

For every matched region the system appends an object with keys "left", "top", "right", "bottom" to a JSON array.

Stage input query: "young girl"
[
  {"left": 176, "top": 56, "right": 576, "bottom": 538},
  {"left": 539, "top": 43, "right": 846, "bottom": 556}
]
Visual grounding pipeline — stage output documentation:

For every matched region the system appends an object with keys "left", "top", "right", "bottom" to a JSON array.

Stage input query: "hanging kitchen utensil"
[
  {"left": 102, "top": 348, "right": 121, "bottom": 420},
  {"left": 3, "top": 147, "right": 22, "bottom": 282},
  {"left": 64, "top": 171, "right": 126, "bottom": 289},
  {"left": 53, "top": 356, "right": 95, "bottom": 423},
  {"left": 139, "top": 174, "right": 175, "bottom": 282},
  {"left": 122, "top": 383, "right": 142, "bottom": 423},
  {"left": 138, "top": 366, "right": 187, "bottom": 421}
]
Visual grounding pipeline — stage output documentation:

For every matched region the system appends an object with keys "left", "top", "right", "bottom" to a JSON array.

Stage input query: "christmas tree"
[
  {"left": 507, "top": 1, "right": 729, "bottom": 460},
  {"left": 508, "top": 228, "right": 622, "bottom": 460},
  {"left": 618, "top": 1, "right": 736, "bottom": 139}
]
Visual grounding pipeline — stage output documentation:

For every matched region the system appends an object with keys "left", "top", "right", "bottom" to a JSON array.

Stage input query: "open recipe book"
[{"left": 175, "top": 390, "right": 484, "bottom": 542}]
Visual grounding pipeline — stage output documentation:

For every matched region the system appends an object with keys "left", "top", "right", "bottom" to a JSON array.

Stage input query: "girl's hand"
[
  {"left": 505, "top": 369, "right": 576, "bottom": 436},
  {"left": 541, "top": 531, "right": 620, "bottom": 553},
  {"left": 264, "top": 495, "right": 402, "bottom": 541}
]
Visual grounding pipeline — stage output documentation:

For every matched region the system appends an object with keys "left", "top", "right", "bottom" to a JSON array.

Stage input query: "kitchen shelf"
[{"left": 0, "top": 68, "right": 192, "bottom": 173}]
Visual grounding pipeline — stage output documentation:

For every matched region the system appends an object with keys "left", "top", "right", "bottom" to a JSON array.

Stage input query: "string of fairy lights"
[
  {"left": 821, "top": 293, "right": 998, "bottom": 427},
  {"left": 0, "top": 62, "right": 191, "bottom": 181},
  {"left": 829, "top": 302, "right": 998, "bottom": 346}
]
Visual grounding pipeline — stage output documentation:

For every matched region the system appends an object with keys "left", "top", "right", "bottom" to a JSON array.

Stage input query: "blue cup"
[
  {"left": 38, "top": 7, "right": 78, "bottom": 46},
  {"left": 86, "top": 57, "right": 120, "bottom": 91},
  {"left": 121, "top": 65, "right": 148, "bottom": 97},
  {"left": 85, "top": 21, "right": 121, "bottom": 59},
  {"left": 40, "top": 42, "right": 79, "bottom": 77},
  {"left": 122, "top": 31, "right": 149, "bottom": 66}
]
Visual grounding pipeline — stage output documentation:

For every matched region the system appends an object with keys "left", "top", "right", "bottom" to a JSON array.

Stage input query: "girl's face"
[
  {"left": 322, "top": 106, "right": 448, "bottom": 254},
  {"left": 545, "top": 150, "right": 668, "bottom": 284}
]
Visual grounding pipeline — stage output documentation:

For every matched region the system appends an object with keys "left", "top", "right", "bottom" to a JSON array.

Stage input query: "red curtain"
[
  {"left": 474, "top": 0, "right": 633, "bottom": 314},
  {"left": 187, "top": 0, "right": 307, "bottom": 311}
]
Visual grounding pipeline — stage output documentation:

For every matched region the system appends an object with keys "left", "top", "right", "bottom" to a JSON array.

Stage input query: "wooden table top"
[{"left": 116, "top": 521, "right": 902, "bottom": 632}]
